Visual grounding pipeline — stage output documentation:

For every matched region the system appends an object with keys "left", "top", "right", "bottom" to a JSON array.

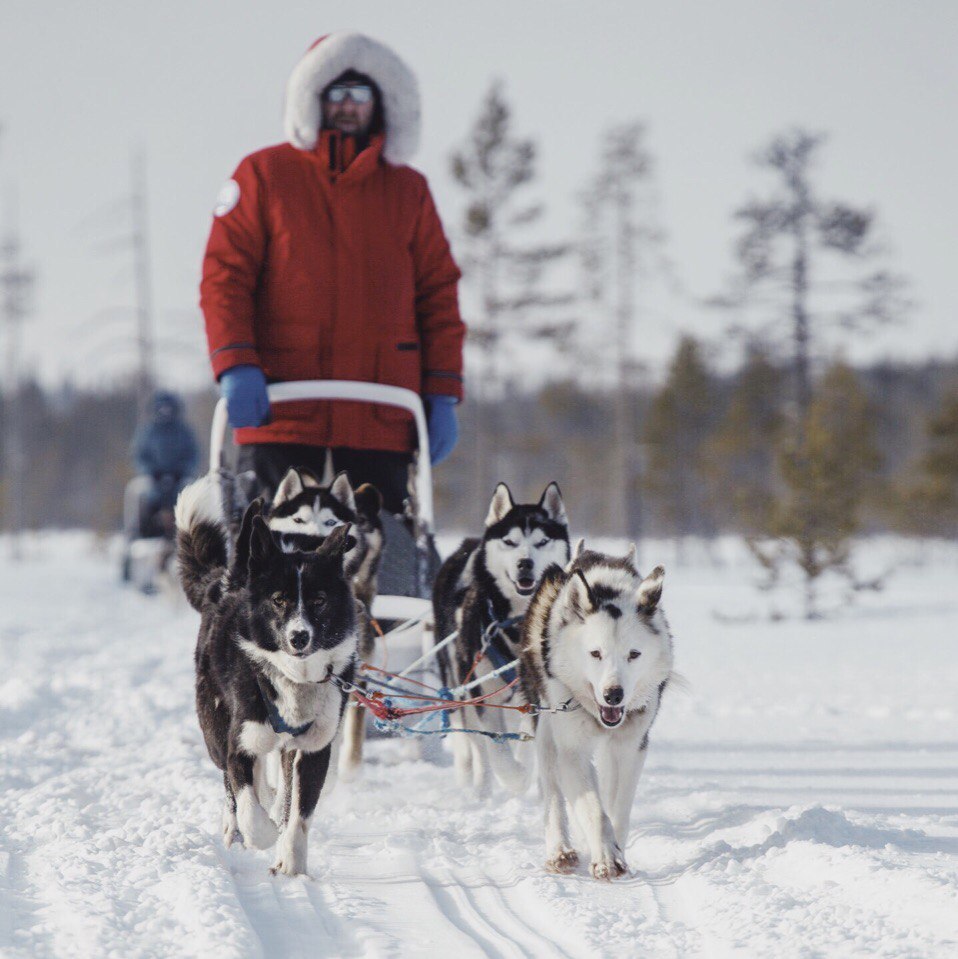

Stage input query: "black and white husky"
[
  {"left": 175, "top": 475, "right": 359, "bottom": 876},
  {"left": 266, "top": 468, "right": 384, "bottom": 780},
  {"left": 519, "top": 543, "right": 673, "bottom": 880},
  {"left": 432, "top": 482, "right": 570, "bottom": 793}
]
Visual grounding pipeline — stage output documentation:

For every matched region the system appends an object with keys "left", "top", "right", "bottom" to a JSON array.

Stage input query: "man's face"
[{"left": 322, "top": 81, "right": 375, "bottom": 136}]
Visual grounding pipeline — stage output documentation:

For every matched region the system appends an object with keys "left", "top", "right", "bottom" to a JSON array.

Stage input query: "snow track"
[{"left": 2, "top": 533, "right": 958, "bottom": 957}]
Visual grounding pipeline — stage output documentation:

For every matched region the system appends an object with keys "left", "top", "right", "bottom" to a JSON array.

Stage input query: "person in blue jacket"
[{"left": 131, "top": 391, "right": 199, "bottom": 533}]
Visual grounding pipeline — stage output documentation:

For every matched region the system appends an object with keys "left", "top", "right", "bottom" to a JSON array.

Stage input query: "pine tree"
[
  {"left": 450, "top": 83, "right": 574, "bottom": 495},
  {"left": 720, "top": 129, "right": 907, "bottom": 428},
  {"left": 578, "top": 122, "right": 667, "bottom": 537},
  {"left": 906, "top": 390, "right": 958, "bottom": 535},
  {"left": 714, "top": 130, "right": 907, "bottom": 612},
  {"left": 705, "top": 344, "right": 785, "bottom": 535},
  {"left": 642, "top": 337, "right": 719, "bottom": 539},
  {"left": 761, "top": 363, "right": 882, "bottom": 617}
]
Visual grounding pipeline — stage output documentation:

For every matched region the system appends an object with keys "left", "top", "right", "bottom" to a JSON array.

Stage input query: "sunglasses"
[{"left": 324, "top": 84, "right": 374, "bottom": 105}]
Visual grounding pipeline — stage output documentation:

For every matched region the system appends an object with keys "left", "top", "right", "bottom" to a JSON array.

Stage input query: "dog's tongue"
[{"left": 599, "top": 705, "right": 623, "bottom": 726}]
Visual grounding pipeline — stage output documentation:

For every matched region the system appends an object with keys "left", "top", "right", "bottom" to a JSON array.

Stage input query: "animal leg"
[
  {"left": 253, "top": 755, "right": 276, "bottom": 814},
  {"left": 485, "top": 700, "right": 531, "bottom": 795},
  {"left": 337, "top": 697, "right": 365, "bottom": 782},
  {"left": 272, "top": 745, "right": 332, "bottom": 877},
  {"left": 451, "top": 717, "right": 473, "bottom": 786},
  {"left": 538, "top": 721, "right": 577, "bottom": 873},
  {"left": 610, "top": 745, "right": 647, "bottom": 853},
  {"left": 466, "top": 707, "right": 492, "bottom": 797},
  {"left": 555, "top": 746, "right": 624, "bottom": 881},
  {"left": 221, "top": 771, "right": 240, "bottom": 848},
  {"left": 228, "top": 750, "right": 278, "bottom": 851}
]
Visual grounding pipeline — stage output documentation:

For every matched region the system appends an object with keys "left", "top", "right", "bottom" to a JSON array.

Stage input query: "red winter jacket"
[{"left": 200, "top": 35, "right": 465, "bottom": 454}]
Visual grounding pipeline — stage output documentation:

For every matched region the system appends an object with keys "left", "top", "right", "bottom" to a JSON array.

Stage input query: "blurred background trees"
[{"left": 2, "top": 93, "right": 957, "bottom": 616}]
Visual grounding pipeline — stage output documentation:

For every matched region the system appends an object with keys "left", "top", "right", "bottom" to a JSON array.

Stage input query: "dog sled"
[
  {"left": 208, "top": 380, "right": 536, "bottom": 744},
  {"left": 210, "top": 381, "right": 440, "bottom": 680},
  {"left": 120, "top": 476, "right": 184, "bottom": 594}
]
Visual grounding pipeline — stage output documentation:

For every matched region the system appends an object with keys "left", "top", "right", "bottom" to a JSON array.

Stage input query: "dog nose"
[
  {"left": 604, "top": 686, "right": 624, "bottom": 706},
  {"left": 517, "top": 558, "right": 533, "bottom": 573},
  {"left": 290, "top": 630, "right": 310, "bottom": 651}
]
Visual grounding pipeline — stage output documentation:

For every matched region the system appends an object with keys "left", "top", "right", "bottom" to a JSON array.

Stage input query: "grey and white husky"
[
  {"left": 267, "top": 468, "right": 383, "bottom": 780},
  {"left": 432, "top": 482, "right": 570, "bottom": 793},
  {"left": 519, "top": 543, "right": 673, "bottom": 880}
]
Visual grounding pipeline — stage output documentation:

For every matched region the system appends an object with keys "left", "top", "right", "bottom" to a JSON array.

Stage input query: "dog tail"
[{"left": 174, "top": 474, "right": 229, "bottom": 612}]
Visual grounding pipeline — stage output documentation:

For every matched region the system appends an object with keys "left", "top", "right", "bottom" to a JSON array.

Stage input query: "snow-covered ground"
[{"left": 1, "top": 532, "right": 957, "bottom": 958}]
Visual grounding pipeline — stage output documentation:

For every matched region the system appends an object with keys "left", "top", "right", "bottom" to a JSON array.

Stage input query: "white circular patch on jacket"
[{"left": 213, "top": 179, "right": 240, "bottom": 217}]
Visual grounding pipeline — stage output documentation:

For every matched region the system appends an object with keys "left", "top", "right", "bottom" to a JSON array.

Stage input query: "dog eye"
[
  {"left": 503, "top": 539, "right": 518, "bottom": 548},
  {"left": 271, "top": 593, "right": 288, "bottom": 608},
  {"left": 293, "top": 517, "right": 306, "bottom": 525},
  {"left": 324, "top": 519, "right": 338, "bottom": 528},
  {"left": 311, "top": 594, "right": 328, "bottom": 611},
  {"left": 628, "top": 650, "right": 641, "bottom": 661},
  {"left": 589, "top": 650, "right": 602, "bottom": 660},
  {"left": 533, "top": 539, "right": 548, "bottom": 549}
]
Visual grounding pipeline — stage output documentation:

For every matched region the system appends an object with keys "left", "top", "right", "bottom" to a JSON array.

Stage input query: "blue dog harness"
[
  {"left": 255, "top": 666, "right": 337, "bottom": 738},
  {"left": 481, "top": 601, "right": 522, "bottom": 685}
]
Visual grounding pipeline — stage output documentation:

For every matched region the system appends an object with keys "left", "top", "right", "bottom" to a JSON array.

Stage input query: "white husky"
[{"left": 518, "top": 542, "right": 673, "bottom": 880}]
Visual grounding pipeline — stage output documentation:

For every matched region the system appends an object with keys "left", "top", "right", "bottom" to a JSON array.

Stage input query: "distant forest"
[{"left": 1, "top": 345, "right": 955, "bottom": 541}]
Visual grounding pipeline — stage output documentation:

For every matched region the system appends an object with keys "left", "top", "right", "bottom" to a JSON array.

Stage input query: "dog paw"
[
  {"left": 222, "top": 805, "right": 242, "bottom": 848},
  {"left": 237, "top": 796, "right": 279, "bottom": 850},
  {"left": 590, "top": 849, "right": 628, "bottom": 882},
  {"left": 269, "top": 856, "right": 307, "bottom": 878},
  {"left": 544, "top": 849, "right": 579, "bottom": 874}
]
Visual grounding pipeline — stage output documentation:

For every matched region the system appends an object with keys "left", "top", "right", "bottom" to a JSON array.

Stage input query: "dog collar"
[{"left": 255, "top": 676, "right": 314, "bottom": 738}]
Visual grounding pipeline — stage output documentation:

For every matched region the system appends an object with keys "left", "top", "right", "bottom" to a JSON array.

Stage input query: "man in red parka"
[{"left": 200, "top": 32, "right": 465, "bottom": 513}]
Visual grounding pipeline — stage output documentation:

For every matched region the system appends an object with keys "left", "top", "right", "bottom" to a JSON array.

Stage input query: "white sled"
[{"left": 209, "top": 380, "right": 439, "bottom": 678}]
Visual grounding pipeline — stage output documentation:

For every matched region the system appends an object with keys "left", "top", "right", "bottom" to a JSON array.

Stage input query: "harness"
[
  {"left": 478, "top": 600, "right": 522, "bottom": 686},
  {"left": 254, "top": 664, "right": 337, "bottom": 738}
]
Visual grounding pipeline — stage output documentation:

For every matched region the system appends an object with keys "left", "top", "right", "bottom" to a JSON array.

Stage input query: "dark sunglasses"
[{"left": 325, "top": 84, "right": 374, "bottom": 105}]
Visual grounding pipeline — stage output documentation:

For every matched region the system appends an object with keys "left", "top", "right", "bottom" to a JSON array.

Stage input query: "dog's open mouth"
[
  {"left": 515, "top": 576, "right": 536, "bottom": 596},
  {"left": 598, "top": 705, "right": 624, "bottom": 727}
]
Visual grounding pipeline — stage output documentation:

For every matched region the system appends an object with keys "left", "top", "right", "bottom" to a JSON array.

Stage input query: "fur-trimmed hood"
[{"left": 284, "top": 32, "right": 420, "bottom": 165}]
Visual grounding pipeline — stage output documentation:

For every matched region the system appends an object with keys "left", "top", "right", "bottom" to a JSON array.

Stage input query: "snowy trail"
[{"left": 2, "top": 533, "right": 958, "bottom": 957}]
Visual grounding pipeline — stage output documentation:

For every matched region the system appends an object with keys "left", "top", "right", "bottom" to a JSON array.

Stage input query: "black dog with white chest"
[{"left": 175, "top": 475, "right": 359, "bottom": 876}]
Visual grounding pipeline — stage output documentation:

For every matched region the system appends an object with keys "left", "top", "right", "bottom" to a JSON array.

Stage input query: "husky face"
[
  {"left": 269, "top": 470, "right": 356, "bottom": 537},
  {"left": 553, "top": 556, "right": 667, "bottom": 729},
  {"left": 245, "top": 516, "right": 358, "bottom": 681},
  {"left": 267, "top": 469, "right": 383, "bottom": 585},
  {"left": 480, "top": 482, "right": 570, "bottom": 603}
]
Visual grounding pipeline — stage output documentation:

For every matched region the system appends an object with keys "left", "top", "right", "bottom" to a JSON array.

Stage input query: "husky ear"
[
  {"left": 329, "top": 471, "right": 357, "bottom": 513},
  {"left": 637, "top": 565, "right": 665, "bottom": 613},
  {"left": 248, "top": 514, "right": 278, "bottom": 573},
  {"left": 485, "top": 483, "right": 514, "bottom": 527},
  {"left": 572, "top": 537, "right": 586, "bottom": 560},
  {"left": 298, "top": 467, "right": 322, "bottom": 489},
  {"left": 624, "top": 543, "right": 637, "bottom": 569},
  {"left": 231, "top": 498, "right": 264, "bottom": 583},
  {"left": 568, "top": 568, "right": 597, "bottom": 619},
  {"left": 273, "top": 469, "right": 305, "bottom": 506},
  {"left": 538, "top": 482, "right": 567, "bottom": 525},
  {"left": 354, "top": 483, "right": 383, "bottom": 522},
  {"left": 319, "top": 522, "right": 357, "bottom": 560}
]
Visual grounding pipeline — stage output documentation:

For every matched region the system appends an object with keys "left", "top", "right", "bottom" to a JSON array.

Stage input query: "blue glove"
[
  {"left": 220, "top": 365, "right": 270, "bottom": 428},
  {"left": 424, "top": 394, "right": 459, "bottom": 465}
]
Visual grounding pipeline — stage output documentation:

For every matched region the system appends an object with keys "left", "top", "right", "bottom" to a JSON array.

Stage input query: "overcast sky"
[{"left": 1, "top": 0, "right": 955, "bottom": 389}]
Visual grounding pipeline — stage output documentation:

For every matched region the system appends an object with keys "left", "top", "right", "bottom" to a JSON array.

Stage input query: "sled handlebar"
[{"left": 209, "top": 380, "right": 433, "bottom": 526}]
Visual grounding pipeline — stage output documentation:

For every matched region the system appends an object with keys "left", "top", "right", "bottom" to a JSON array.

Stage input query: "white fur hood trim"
[{"left": 283, "top": 32, "right": 420, "bottom": 165}]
